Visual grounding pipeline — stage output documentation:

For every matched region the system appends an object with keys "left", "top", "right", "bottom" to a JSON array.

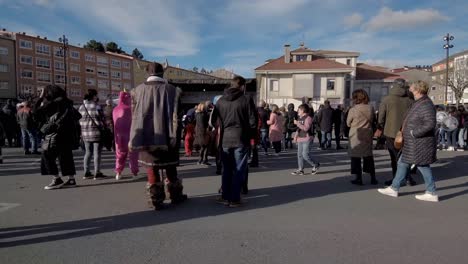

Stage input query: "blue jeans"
[
  {"left": 459, "top": 128, "right": 466, "bottom": 148},
  {"left": 222, "top": 146, "right": 249, "bottom": 202},
  {"left": 21, "top": 128, "right": 38, "bottom": 152},
  {"left": 260, "top": 128, "right": 269, "bottom": 153},
  {"left": 447, "top": 128, "right": 458, "bottom": 147},
  {"left": 391, "top": 158, "right": 436, "bottom": 194},
  {"left": 438, "top": 128, "right": 446, "bottom": 146},
  {"left": 84, "top": 141, "right": 103, "bottom": 175},
  {"left": 321, "top": 131, "right": 332, "bottom": 148},
  {"left": 297, "top": 140, "right": 318, "bottom": 171}
]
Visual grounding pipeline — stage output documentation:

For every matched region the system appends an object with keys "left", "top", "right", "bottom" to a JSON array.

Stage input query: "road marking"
[{"left": 0, "top": 203, "right": 20, "bottom": 213}]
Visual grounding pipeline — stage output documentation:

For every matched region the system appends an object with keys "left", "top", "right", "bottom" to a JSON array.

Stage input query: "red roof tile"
[
  {"left": 255, "top": 56, "right": 353, "bottom": 71},
  {"left": 356, "top": 64, "right": 401, "bottom": 81}
]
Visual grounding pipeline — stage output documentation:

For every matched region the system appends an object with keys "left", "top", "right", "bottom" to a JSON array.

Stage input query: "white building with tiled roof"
[{"left": 255, "top": 43, "right": 360, "bottom": 109}]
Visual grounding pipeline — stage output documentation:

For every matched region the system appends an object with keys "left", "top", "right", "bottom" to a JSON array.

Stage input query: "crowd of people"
[{"left": 1, "top": 64, "right": 467, "bottom": 207}]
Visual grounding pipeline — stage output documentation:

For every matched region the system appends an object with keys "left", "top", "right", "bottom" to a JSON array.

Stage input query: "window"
[
  {"left": 70, "top": 76, "right": 81, "bottom": 84},
  {"left": 111, "top": 70, "right": 121, "bottom": 79},
  {"left": 97, "top": 56, "right": 108, "bottom": 66},
  {"left": 123, "top": 72, "right": 131, "bottom": 80},
  {"left": 111, "top": 81, "right": 121, "bottom": 91},
  {"left": 123, "top": 61, "right": 130, "bottom": 69},
  {"left": 55, "top": 74, "right": 66, "bottom": 84},
  {"left": 346, "top": 59, "right": 351, "bottom": 65},
  {"left": 54, "top": 47, "right": 64, "bottom": 57},
  {"left": 70, "top": 50, "right": 80, "bottom": 59},
  {"left": 296, "top": 55, "right": 307, "bottom": 62},
  {"left": 98, "top": 79, "right": 108, "bottom": 89},
  {"left": 20, "top": 55, "right": 33, "bottom": 65},
  {"left": 36, "top": 43, "right": 50, "bottom": 55},
  {"left": 85, "top": 54, "right": 95, "bottom": 62},
  {"left": 37, "top": 72, "right": 51, "bottom": 83},
  {"left": 270, "top": 80, "right": 279, "bottom": 92},
  {"left": 55, "top": 61, "right": 65, "bottom": 71},
  {"left": 432, "top": 86, "right": 436, "bottom": 91},
  {"left": 86, "top": 78, "right": 96, "bottom": 86},
  {"left": 0, "top": 64, "right": 8, "bottom": 72},
  {"left": 0, "top": 47, "right": 8, "bottom": 55},
  {"left": 97, "top": 68, "right": 108, "bottom": 78},
  {"left": 21, "top": 69, "right": 33, "bottom": 79},
  {"left": 111, "top": 59, "right": 121, "bottom": 68},
  {"left": 86, "top": 66, "right": 95, "bottom": 74},
  {"left": 123, "top": 83, "right": 131, "bottom": 90},
  {"left": 20, "top": 84, "right": 34, "bottom": 94},
  {"left": 439, "top": 95, "right": 443, "bottom": 100},
  {"left": 327, "top": 79, "right": 335, "bottom": 90},
  {"left": 440, "top": 74, "right": 444, "bottom": 80},
  {"left": 20, "top": 39, "right": 32, "bottom": 49},
  {"left": 0, "top": 81, "right": 8, "bottom": 90},
  {"left": 36, "top": 58, "right": 51, "bottom": 69},
  {"left": 70, "top": 89, "right": 82, "bottom": 98},
  {"left": 70, "top": 63, "right": 80, "bottom": 72}
]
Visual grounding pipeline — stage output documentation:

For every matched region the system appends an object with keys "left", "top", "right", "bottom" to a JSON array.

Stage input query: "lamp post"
[
  {"left": 59, "top": 35, "right": 69, "bottom": 93},
  {"left": 443, "top": 33, "right": 454, "bottom": 105}
]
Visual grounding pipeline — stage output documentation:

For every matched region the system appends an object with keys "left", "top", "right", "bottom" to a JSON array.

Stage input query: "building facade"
[
  {"left": 255, "top": 43, "right": 359, "bottom": 109},
  {"left": 0, "top": 31, "right": 17, "bottom": 100},
  {"left": 13, "top": 32, "right": 133, "bottom": 102}
]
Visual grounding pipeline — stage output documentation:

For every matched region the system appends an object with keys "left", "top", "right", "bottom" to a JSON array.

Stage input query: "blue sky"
[{"left": 1, "top": 0, "right": 467, "bottom": 77}]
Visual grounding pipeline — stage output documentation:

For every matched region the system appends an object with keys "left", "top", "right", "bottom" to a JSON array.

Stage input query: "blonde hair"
[
  {"left": 270, "top": 104, "right": 279, "bottom": 113},
  {"left": 412, "top": 80, "right": 429, "bottom": 95},
  {"left": 196, "top": 103, "right": 205, "bottom": 112}
]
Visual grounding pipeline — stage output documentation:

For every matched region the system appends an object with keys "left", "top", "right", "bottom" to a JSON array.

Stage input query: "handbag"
[
  {"left": 82, "top": 104, "right": 113, "bottom": 150},
  {"left": 394, "top": 98, "right": 427, "bottom": 150}
]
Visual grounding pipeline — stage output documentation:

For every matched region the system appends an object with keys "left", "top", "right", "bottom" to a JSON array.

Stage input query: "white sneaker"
[
  {"left": 378, "top": 187, "right": 399, "bottom": 198},
  {"left": 456, "top": 148, "right": 465, "bottom": 152},
  {"left": 116, "top": 173, "right": 122, "bottom": 180},
  {"left": 447, "top": 146, "right": 455, "bottom": 151},
  {"left": 415, "top": 192, "right": 439, "bottom": 202}
]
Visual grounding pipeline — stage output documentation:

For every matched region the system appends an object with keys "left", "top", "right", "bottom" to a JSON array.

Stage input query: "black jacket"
[
  {"left": 317, "top": 106, "right": 334, "bottom": 132},
  {"left": 17, "top": 107, "right": 36, "bottom": 130},
  {"left": 258, "top": 107, "right": 270, "bottom": 130},
  {"left": 211, "top": 88, "right": 257, "bottom": 148},
  {"left": 285, "top": 104, "right": 297, "bottom": 131}
]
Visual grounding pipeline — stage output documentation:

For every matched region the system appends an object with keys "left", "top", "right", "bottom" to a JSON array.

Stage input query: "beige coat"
[{"left": 347, "top": 104, "right": 375, "bottom": 158}]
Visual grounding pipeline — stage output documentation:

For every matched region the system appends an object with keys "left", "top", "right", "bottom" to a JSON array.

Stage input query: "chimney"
[
  {"left": 44, "top": 37, "right": 47, "bottom": 40},
  {"left": 284, "top": 44, "right": 291, "bottom": 63},
  {"left": 2, "top": 28, "right": 6, "bottom": 31}
]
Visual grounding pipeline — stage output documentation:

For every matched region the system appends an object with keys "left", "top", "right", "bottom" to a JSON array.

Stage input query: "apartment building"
[
  {"left": 0, "top": 30, "right": 16, "bottom": 100},
  {"left": 14, "top": 32, "right": 133, "bottom": 102}
]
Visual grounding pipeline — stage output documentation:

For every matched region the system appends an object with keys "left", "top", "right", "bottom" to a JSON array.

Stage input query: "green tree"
[
  {"left": 193, "top": 67, "right": 199, "bottom": 72},
  {"left": 106, "top": 41, "right": 124, "bottom": 53},
  {"left": 132, "top": 48, "right": 144, "bottom": 59},
  {"left": 83, "top": 40, "right": 105, "bottom": 52}
]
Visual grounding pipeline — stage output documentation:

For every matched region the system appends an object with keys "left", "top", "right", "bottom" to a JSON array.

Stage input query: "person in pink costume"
[{"left": 113, "top": 91, "right": 139, "bottom": 180}]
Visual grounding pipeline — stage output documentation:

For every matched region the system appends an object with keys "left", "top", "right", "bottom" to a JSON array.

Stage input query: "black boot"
[
  {"left": 351, "top": 174, "right": 363, "bottom": 186},
  {"left": 147, "top": 183, "right": 166, "bottom": 210},
  {"left": 370, "top": 174, "right": 378, "bottom": 185},
  {"left": 167, "top": 180, "right": 188, "bottom": 204}
]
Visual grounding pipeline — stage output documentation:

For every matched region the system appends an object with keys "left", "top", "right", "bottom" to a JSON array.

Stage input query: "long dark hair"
[
  {"left": 42, "top": 84, "right": 67, "bottom": 102},
  {"left": 84, "top": 89, "right": 98, "bottom": 101}
]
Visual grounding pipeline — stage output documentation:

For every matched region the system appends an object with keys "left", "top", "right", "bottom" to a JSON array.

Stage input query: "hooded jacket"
[
  {"left": 285, "top": 103, "right": 298, "bottom": 131},
  {"left": 210, "top": 87, "right": 257, "bottom": 148},
  {"left": 113, "top": 91, "right": 132, "bottom": 150},
  {"left": 378, "top": 85, "right": 413, "bottom": 138}
]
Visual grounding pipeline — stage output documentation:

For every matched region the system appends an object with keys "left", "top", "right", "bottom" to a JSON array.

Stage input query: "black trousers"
[
  {"left": 199, "top": 145, "right": 209, "bottom": 163},
  {"left": 272, "top": 141, "right": 281, "bottom": 153},
  {"left": 351, "top": 156, "right": 375, "bottom": 177},
  {"left": 41, "top": 148, "right": 76, "bottom": 176},
  {"left": 334, "top": 125, "right": 341, "bottom": 148}
]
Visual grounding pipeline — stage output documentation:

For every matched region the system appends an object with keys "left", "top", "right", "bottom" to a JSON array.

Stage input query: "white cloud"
[
  {"left": 343, "top": 13, "right": 363, "bottom": 28},
  {"left": 365, "top": 7, "right": 449, "bottom": 32}
]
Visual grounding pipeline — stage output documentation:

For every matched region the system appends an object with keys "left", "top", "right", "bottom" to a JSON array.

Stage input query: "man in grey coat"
[
  {"left": 377, "top": 79, "right": 415, "bottom": 186},
  {"left": 317, "top": 100, "right": 334, "bottom": 149}
]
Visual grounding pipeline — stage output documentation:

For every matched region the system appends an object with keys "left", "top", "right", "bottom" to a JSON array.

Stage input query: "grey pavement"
[{"left": 0, "top": 145, "right": 468, "bottom": 264}]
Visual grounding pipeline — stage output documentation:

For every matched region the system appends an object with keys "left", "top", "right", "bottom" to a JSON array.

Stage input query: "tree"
[
  {"left": 132, "top": 48, "right": 144, "bottom": 59},
  {"left": 193, "top": 67, "right": 199, "bottom": 72},
  {"left": 105, "top": 41, "right": 124, "bottom": 54},
  {"left": 200, "top": 68, "right": 207, "bottom": 74},
  {"left": 83, "top": 40, "right": 105, "bottom": 52},
  {"left": 448, "top": 73, "right": 468, "bottom": 108}
]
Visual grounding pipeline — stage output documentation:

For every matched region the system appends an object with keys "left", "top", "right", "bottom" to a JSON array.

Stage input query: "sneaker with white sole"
[
  {"left": 415, "top": 192, "right": 439, "bottom": 202},
  {"left": 378, "top": 187, "right": 399, "bottom": 197},
  {"left": 44, "top": 177, "right": 65, "bottom": 190},
  {"left": 311, "top": 163, "right": 320, "bottom": 175},
  {"left": 116, "top": 173, "right": 122, "bottom": 180},
  {"left": 62, "top": 178, "right": 77, "bottom": 188},
  {"left": 291, "top": 170, "right": 305, "bottom": 175}
]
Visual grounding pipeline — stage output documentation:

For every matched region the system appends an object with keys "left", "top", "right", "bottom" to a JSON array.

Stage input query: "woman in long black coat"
[
  {"left": 195, "top": 103, "right": 210, "bottom": 165},
  {"left": 378, "top": 81, "right": 439, "bottom": 202}
]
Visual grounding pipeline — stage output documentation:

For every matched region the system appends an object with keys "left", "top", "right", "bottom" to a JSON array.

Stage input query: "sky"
[{"left": 1, "top": 0, "right": 467, "bottom": 77}]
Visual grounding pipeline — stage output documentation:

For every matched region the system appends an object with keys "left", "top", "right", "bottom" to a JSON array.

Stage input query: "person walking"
[
  {"left": 113, "top": 91, "right": 139, "bottom": 180},
  {"left": 17, "top": 101, "right": 40, "bottom": 155},
  {"left": 333, "top": 105, "right": 344, "bottom": 150},
  {"left": 284, "top": 103, "right": 297, "bottom": 150},
  {"left": 257, "top": 100, "right": 270, "bottom": 155},
  {"left": 347, "top": 90, "right": 377, "bottom": 185},
  {"left": 34, "top": 85, "right": 81, "bottom": 190},
  {"left": 267, "top": 104, "right": 284, "bottom": 156},
  {"left": 291, "top": 104, "right": 320, "bottom": 175},
  {"left": 317, "top": 101, "right": 334, "bottom": 149},
  {"left": 210, "top": 76, "right": 257, "bottom": 208},
  {"left": 195, "top": 102, "right": 211, "bottom": 165},
  {"left": 103, "top": 99, "right": 115, "bottom": 151},
  {"left": 129, "top": 62, "right": 187, "bottom": 210},
  {"left": 378, "top": 81, "right": 439, "bottom": 202},
  {"left": 377, "top": 78, "right": 414, "bottom": 186},
  {"left": 79, "top": 89, "right": 107, "bottom": 180}
]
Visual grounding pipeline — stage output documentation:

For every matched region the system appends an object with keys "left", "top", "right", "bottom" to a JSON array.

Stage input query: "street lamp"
[
  {"left": 443, "top": 33, "right": 454, "bottom": 105},
  {"left": 59, "top": 35, "right": 69, "bottom": 93}
]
